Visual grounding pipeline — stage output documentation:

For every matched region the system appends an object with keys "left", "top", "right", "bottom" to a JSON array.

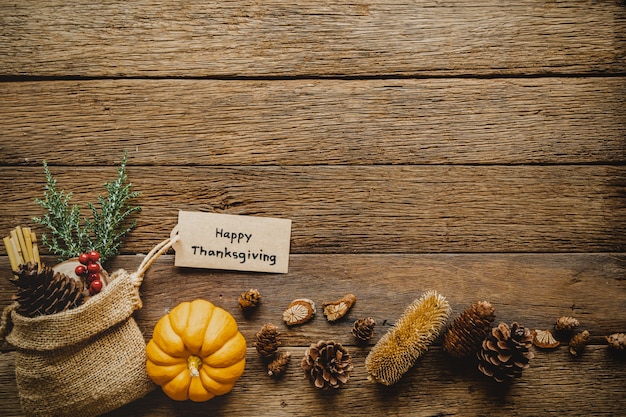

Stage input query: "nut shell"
[
  {"left": 322, "top": 294, "right": 357, "bottom": 322},
  {"left": 532, "top": 329, "right": 560, "bottom": 349},
  {"left": 282, "top": 298, "right": 316, "bottom": 326}
]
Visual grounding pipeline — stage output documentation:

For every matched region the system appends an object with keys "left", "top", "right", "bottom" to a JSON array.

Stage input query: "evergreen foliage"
[{"left": 33, "top": 151, "right": 141, "bottom": 262}]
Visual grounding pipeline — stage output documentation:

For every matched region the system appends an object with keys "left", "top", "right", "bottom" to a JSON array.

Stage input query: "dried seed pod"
[
  {"left": 238, "top": 288, "right": 261, "bottom": 312},
  {"left": 254, "top": 323, "right": 281, "bottom": 359},
  {"left": 322, "top": 293, "right": 357, "bottom": 322},
  {"left": 606, "top": 333, "right": 626, "bottom": 353},
  {"left": 555, "top": 316, "right": 580, "bottom": 332},
  {"left": 569, "top": 330, "right": 590, "bottom": 356},
  {"left": 267, "top": 351, "right": 291, "bottom": 378},
  {"left": 532, "top": 329, "right": 560, "bottom": 349},
  {"left": 352, "top": 317, "right": 377, "bottom": 342},
  {"left": 365, "top": 291, "right": 451, "bottom": 386},
  {"left": 282, "top": 298, "right": 316, "bottom": 326}
]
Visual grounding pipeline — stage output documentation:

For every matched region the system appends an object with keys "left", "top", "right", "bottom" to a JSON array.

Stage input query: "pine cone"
[
  {"left": 443, "top": 301, "right": 495, "bottom": 358},
  {"left": 11, "top": 262, "right": 89, "bottom": 318},
  {"left": 267, "top": 351, "right": 291, "bottom": 378},
  {"left": 477, "top": 322, "right": 534, "bottom": 383},
  {"left": 555, "top": 316, "right": 580, "bottom": 332},
  {"left": 606, "top": 333, "right": 626, "bottom": 353},
  {"left": 238, "top": 288, "right": 261, "bottom": 312},
  {"left": 569, "top": 330, "right": 590, "bottom": 356},
  {"left": 352, "top": 317, "right": 376, "bottom": 342},
  {"left": 301, "top": 340, "right": 353, "bottom": 389},
  {"left": 254, "top": 323, "right": 281, "bottom": 359}
]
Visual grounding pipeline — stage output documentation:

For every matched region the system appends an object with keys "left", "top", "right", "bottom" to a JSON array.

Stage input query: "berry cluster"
[{"left": 74, "top": 250, "right": 104, "bottom": 295}]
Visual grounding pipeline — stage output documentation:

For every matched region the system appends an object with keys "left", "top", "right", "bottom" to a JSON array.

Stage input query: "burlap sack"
[{"left": 0, "top": 238, "right": 175, "bottom": 417}]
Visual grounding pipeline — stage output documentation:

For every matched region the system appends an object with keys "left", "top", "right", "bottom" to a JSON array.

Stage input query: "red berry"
[
  {"left": 75, "top": 264, "right": 87, "bottom": 276},
  {"left": 89, "top": 279, "right": 103, "bottom": 295},
  {"left": 87, "top": 262, "right": 100, "bottom": 273},
  {"left": 87, "top": 272, "right": 100, "bottom": 283},
  {"left": 88, "top": 250, "right": 100, "bottom": 263},
  {"left": 78, "top": 253, "right": 90, "bottom": 265}
]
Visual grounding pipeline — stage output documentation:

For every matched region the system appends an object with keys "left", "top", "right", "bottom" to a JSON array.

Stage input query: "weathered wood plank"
[
  {"left": 1, "top": 78, "right": 625, "bottom": 166},
  {"left": 1, "top": 1, "right": 624, "bottom": 77},
  {"left": 1, "top": 254, "right": 625, "bottom": 416},
  {"left": 0, "top": 166, "right": 624, "bottom": 254}
]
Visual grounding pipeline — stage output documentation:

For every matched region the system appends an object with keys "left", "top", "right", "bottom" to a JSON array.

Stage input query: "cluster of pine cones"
[
  {"left": 9, "top": 262, "right": 89, "bottom": 318},
  {"left": 442, "top": 301, "right": 534, "bottom": 382},
  {"left": 254, "top": 323, "right": 292, "bottom": 379},
  {"left": 254, "top": 323, "right": 354, "bottom": 389}
]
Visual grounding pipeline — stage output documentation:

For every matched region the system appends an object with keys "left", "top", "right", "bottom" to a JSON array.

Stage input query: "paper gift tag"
[{"left": 171, "top": 210, "right": 292, "bottom": 273}]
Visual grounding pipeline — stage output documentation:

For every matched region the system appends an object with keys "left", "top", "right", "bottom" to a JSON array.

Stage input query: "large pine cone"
[
  {"left": 254, "top": 323, "right": 281, "bottom": 359},
  {"left": 443, "top": 301, "right": 495, "bottom": 358},
  {"left": 301, "top": 340, "right": 353, "bottom": 389},
  {"left": 477, "top": 322, "right": 534, "bottom": 382},
  {"left": 11, "top": 262, "right": 89, "bottom": 317}
]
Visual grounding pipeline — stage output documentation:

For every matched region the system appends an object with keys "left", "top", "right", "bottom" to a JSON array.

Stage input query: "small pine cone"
[
  {"left": 238, "top": 288, "right": 261, "bottom": 312},
  {"left": 301, "top": 340, "right": 353, "bottom": 389},
  {"left": 477, "top": 322, "right": 534, "bottom": 383},
  {"left": 267, "top": 351, "right": 291, "bottom": 378},
  {"left": 352, "top": 317, "right": 376, "bottom": 342},
  {"left": 254, "top": 323, "right": 281, "bottom": 359},
  {"left": 569, "top": 330, "right": 590, "bottom": 357},
  {"left": 555, "top": 316, "right": 580, "bottom": 332},
  {"left": 606, "top": 333, "right": 626, "bottom": 353},
  {"left": 11, "top": 262, "right": 89, "bottom": 318},
  {"left": 443, "top": 301, "right": 495, "bottom": 358}
]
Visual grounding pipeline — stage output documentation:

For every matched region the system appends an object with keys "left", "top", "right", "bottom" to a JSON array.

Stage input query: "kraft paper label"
[{"left": 171, "top": 210, "right": 292, "bottom": 273}]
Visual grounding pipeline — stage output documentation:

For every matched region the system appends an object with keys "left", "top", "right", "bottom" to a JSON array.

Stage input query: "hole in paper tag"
[{"left": 171, "top": 210, "right": 292, "bottom": 273}]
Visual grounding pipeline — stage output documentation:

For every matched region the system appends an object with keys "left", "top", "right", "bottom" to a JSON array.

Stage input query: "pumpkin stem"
[{"left": 187, "top": 355, "right": 202, "bottom": 378}]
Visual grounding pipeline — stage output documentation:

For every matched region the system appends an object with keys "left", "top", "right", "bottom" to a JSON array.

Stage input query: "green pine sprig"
[{"left": 32, "top": 151, "right": 141, "bottom": 262}]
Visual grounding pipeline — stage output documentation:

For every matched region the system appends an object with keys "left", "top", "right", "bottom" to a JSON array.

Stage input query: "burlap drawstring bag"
[{"left": 0, "top": 237, "right": 176, "bottom": 417}]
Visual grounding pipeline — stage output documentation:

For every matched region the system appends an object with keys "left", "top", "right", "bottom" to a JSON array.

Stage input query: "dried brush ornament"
[
  {"left": 569, "top": 330, "right": 590, "bottom": 357},
  {"left": 477, "top": 322, "right": 534, "bottom": 383},
  {"left": 606, "top": 333, "right": 626, "bottom": 353},
  {"left": 254, "top": 323, "right": 281, "bottom": 359},
  {"left": 365, "top": 290, "right": 451, "bottom": 386},
  {"left": 322, "top": 293, "right": 356, "bottom": 322},
  {"left": 352, "top": 317, "right": 376, "bottom": 342},
  {"left": 267, "top": 351, "right": 291, "bottom": 378},
  {"left": 239, "top": 288, "right": 261, "bottom": 313},
  {"left": 443, "top": 300, "right": 495, "bottom": 358},
  {"left": 301, "top": 340, "right": 353, "bottom": 389}
]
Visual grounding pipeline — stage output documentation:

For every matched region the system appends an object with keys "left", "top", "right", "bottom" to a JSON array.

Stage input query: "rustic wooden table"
[{"left": 1, "top": 1, "right": 625, "bottom": 416}]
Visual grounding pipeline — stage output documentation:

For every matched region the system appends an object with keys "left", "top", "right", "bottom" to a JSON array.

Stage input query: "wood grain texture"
[
  {"left": 1, "top": 1, "right": 625, "bottom": 415},
  {"left": 1, "top": 78, "right": 625, "bottom": 166},
  {"left": 1, "top": 0, "right": 625, "bottom": 77},
  {"left": 0, "top": 165, "right": 624, "bottom": 254},
  {"left": 1, "top": 254, "right": 625, "bottom": 416}
]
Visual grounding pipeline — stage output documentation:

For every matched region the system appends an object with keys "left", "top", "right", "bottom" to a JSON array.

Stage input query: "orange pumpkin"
[{"left": 146, "top": 299, "right": 246, "bottom": 402}]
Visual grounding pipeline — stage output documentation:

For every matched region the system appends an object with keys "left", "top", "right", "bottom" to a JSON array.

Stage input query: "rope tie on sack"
[{"left": 131, "top": 235, "right": 179, "bottom": 287}]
